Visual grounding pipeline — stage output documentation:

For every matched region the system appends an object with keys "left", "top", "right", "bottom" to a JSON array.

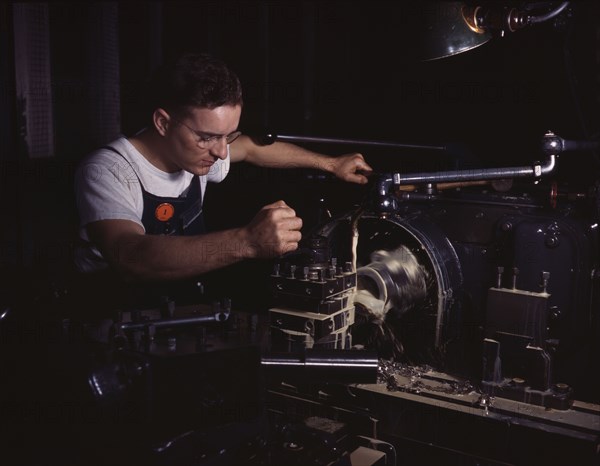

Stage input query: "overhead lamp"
[{"left": 421, "top": 1, "right": 570, "bottom": 61}]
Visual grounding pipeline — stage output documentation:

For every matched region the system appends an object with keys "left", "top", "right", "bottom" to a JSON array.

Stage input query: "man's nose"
[{"left": 210, "top": 137, "right": 228, "bottom": 159}]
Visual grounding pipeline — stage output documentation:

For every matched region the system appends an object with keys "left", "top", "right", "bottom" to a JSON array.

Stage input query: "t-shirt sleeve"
[{"left": 75, "top": 155, "right": 144, "bottom": 230}]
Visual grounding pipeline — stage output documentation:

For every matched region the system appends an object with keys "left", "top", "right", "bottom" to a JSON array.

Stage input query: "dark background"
[
  {"left": 1, "top": 4, "right": 599, "bottom": 464},
  {"left": 1, "top": 0, "right": 599, "bottom": 296}
]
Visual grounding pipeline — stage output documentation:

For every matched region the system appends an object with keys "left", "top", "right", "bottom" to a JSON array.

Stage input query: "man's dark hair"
[{"left": 147, "top": 52, "right": 243, "bottom": 116}]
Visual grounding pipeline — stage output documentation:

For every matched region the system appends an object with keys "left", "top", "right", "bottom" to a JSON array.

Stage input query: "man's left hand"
[{"left": 331, "top": 153, "right": 373, "bottom": 184}]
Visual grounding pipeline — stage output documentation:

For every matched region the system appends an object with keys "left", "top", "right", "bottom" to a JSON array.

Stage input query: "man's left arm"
[{"left": 229, "top": 135, "right": 373, "bottom": 184}]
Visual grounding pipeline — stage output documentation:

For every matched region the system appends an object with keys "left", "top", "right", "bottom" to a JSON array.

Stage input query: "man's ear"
[{"left": 153, "top": 108, "right": 170, "bottom": 136}]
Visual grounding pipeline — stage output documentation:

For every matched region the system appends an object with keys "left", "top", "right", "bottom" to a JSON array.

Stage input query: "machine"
[
  {"left": 2, "top": 136, "right": 598, "bottom": 466},
  {"left": 259, "top": 129, "right": 600, "bottom": 465}
]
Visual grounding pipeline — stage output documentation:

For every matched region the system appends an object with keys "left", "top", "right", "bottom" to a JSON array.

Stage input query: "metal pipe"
[
  {"left": 371, "top": 129, "right": 562, "bottom": 214},
  {"left": 528, "top": 2, "right": 569, "bottom": 24},
  {"left": 393, "top": 155, "right": 556, "bottom": 186},
  {"left": 386, "top": 130, "right": 578, "bottom": 187}
]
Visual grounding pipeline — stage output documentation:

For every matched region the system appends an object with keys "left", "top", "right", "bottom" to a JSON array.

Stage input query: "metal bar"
[
  {"left": 119, "top": 313, "right": 226, "bottom": 331},
  {"left": 270, "top": 133, "right": 447, "bottom": 150}
]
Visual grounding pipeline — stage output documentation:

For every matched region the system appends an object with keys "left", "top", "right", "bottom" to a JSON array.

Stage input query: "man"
[{"left": 74, "top": 52, "right": 371, "bottom": 294}]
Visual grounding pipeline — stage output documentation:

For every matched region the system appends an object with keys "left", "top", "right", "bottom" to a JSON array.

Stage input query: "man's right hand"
[{"left": 242, "top": 200, "right": 303, "bottom": 258}]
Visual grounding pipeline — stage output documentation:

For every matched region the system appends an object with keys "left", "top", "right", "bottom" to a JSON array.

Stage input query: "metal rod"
[
  {"left": 119, "top": 313, "right": 227, "bottom": 331},
  {"left": 262, "top": 349, "right": 379, "bottom": 384},
  {"left": 266, "top": 133, "right": 447, "bottom": 151}
]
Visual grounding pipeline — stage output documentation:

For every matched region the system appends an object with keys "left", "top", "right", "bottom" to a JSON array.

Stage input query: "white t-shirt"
[{"left": 74, "top": 136, "right": 230, "bottom": 272}]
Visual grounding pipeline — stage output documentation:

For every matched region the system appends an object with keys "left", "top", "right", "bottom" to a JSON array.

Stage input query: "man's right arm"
[{"left": 86, "top": 200, "right": 302, "bottom": 282}]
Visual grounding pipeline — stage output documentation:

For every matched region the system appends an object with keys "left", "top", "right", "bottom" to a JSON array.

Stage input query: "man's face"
[{"left": 164, "top": 104, "right": 242, "bottom": 175}]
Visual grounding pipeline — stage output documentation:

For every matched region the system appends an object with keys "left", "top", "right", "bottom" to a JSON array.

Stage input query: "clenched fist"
[{"left": 241, "top": 200, "right": 303, "bottom": 258}]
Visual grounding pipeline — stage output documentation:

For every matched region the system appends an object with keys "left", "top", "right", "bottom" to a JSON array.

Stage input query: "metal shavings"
[{"left": 378, "top": 359, "right": 476, "bottom": 396}]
